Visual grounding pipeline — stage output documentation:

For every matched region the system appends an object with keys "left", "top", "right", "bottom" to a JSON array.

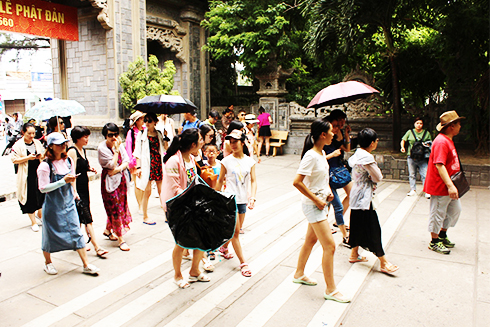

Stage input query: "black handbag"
[
  {"left": 450, "top": 157, "right": 470, "bottom": 198},
  {"left": 75, "top": 199, "right": 92, "bottom": 224}
]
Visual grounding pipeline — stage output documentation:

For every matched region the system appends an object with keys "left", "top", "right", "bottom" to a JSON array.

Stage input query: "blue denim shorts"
[
  {"left": 237, "top": 203, "right": 247, "bottom": 214},
  {"left": 302, "top": 203, "right": 328, "bottom": 224}
]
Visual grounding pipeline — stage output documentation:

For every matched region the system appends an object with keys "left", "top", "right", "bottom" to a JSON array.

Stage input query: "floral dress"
[
  {"left": 101, "top": 151, "right": 132, "bottom": 237},
  {"left": 148, "top": 135, "right": 163, "bottom": 181}
]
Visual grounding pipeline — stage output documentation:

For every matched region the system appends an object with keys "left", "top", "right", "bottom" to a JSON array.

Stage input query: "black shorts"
[{"left": 259, "top": 125, "right": 272, "bottom": 137}]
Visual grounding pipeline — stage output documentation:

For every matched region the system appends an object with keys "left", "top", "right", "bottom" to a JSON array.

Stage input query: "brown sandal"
[{"left": 96, "top": 248, "right": 109, "bottom": 257}]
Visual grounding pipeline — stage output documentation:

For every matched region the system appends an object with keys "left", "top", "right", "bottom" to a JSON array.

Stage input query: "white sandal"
[
  {"left": 202, "top": 258, "right": 214, "bottom": 272},
  {"left": 324, "top": 290, "right": 350, "bottom": 303},
  {"left": 188, "top": 272, "right": 210, "bottom": 283},
  {"left": 174, "top": 278, "right": 190, "bottom": 289}
]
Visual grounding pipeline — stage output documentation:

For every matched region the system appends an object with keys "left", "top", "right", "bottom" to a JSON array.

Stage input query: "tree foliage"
[
  {"left": 202, "top": 0, "right": 306, "bottom": 78},
  {"left": 119, "top": 55, "right": 178, "bottom": 112},
  {"left": 0, "top": 33, "right": 50, "bottom": 57},
  {"left": 203, "top": 0, "right": 489, "bottom": 153}
]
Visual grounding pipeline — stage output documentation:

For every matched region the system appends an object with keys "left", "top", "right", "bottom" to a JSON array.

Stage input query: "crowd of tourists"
[{"left": 7, "top": 106, "right": 466, "bottom": 303}]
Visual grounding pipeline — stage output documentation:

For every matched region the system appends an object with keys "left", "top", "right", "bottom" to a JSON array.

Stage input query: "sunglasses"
[{"left": 107, "top": 132, "right": 118, "bottom": 138}]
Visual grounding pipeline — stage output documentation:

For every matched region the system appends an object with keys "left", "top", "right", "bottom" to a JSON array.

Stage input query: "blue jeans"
[
  {"left": 407, "top": 157, "right": 428, "bottom": 191},
  {"left": 330, "top": 187, "right": 345, "bottom": 226}
]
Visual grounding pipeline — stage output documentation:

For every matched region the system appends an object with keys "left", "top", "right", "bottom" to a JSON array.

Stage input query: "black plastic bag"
[{"left": 166, "top": 176, "right": 237, "bottom": 252}]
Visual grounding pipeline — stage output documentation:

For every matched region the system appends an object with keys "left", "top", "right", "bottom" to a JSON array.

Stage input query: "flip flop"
[
  {"left": 119, "top": 242, "right": 130, "bottom": 251},
  {"left": 143, "top": 221, "right": 156, "bottom": 225},
  {"left": 219, "top": 246, "right": 234, "bottom": 259},
  {"left": 103, "top": 231, "right": 118, "bottom": 241},
  {"left": 292, "top": 275, "right": 317, "bottom": 286},
  {"left": 174, "top": 278, "right": 190, "bottom": 289},
  {"left": 239, "top": 263, "right": 252, "bottom": 277},
  {"left": 380, "top": 263, "right": 399, "bottom": 275},
  {"left": 349, "top": 256, "right": 368, "bottom": 263},
  {"left": 188, "top": 272, "right": 210, "bottom": 283},
  {"left": 324, "top": 290, "right": 351, "bottom": 303},
  {"left": 96, "top": 248, "right": 109, "bottom": 257}
]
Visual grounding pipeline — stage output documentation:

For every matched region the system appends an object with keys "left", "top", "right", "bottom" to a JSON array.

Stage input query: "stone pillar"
[
  {"left": 180, "top": 6, "right": 209, "bottom": 119},
  {"left": 255, "top": 64, "right": 293, "bottom": 131}
]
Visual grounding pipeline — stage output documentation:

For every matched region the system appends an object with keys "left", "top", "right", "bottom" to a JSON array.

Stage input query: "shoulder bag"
[{"left": 450, "top": 157, "right": 470, "bottom": 198}]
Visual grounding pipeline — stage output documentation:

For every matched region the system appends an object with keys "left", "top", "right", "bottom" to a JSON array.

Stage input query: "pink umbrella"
[{"left": 307, "top": 80, "right": 379, "bottom": 108}]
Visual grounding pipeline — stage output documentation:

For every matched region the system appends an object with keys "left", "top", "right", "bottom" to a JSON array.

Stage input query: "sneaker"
[
  {"left": 44, "top": 263, "right": 58, "bottom": 275},
  {"left": 31, "top": 224, "right": 40, "bottom": 232},
  {"left": 425, "top": 193, "right": 431, "bottom": 199},
  {"left": 83, "top": 264, "right": 100, "bottom": 275},
  {"left": 440, "top": 237, "right": 455, "bottom": 248},
  {"left": 407, "top": 190, "right": 417, "bottom": 196},
  {"left": 429, "top": 241, "right": 451, "bottom": 254}
]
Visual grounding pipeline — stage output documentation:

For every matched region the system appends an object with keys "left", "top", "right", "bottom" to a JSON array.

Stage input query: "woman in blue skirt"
[{"left": 37, "top": 132, "right": 100, "bottom": 276}]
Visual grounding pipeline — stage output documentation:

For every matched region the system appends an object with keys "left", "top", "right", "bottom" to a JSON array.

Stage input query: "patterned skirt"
[{"left": 101, "top": 169, "right": 132, "bottom": 237}]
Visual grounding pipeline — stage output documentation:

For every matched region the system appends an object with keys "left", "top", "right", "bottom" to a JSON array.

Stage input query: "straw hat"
[
  {"left": 436, "top": 111, "right": 465, "bottom": 131},
  {"left": 129, "top": 111, "right": 146, "bottom": 126}
]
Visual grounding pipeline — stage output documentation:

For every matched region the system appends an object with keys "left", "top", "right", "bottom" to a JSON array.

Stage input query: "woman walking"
[
  {"left": 400, "top": 117, "right": 432, "bottom": 198},
  {"left": 68, "top": 126, "right": 108, "bottom": 257},
  {"left": 215, "top": 129, "right": 256, "bottom": 277},
  {"left": 133, "top": 113, "right": 167, "bottom": 225},
  {"left": 98, "top": 123, "right": 132, "bottom": 251},
  {"left": 161, "top": 128, "right": 210, "bottom": 288},
  {"left": 292, "top": 119, "right": 350, "bottom": 303},
  {"left": 11, "top": 123, "right": 45, "bottom": 231},
  {"left": 257, "top": 107, "right": 272, "bottom": 157},
  {"left": 125, "top": 111, "right": 146, "bottom": 212},
  {"left": 37, "top": 132, "right": 100, "bottom": 275},
  {"left": 324, "top": 110, "right": 353, "bottom": 246},
  {"left": 348, "top": 128, "right": 398, "bottom": 274}
]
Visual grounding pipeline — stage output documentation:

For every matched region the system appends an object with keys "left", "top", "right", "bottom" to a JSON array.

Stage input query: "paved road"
[{"left": 0, "top": 154, "right": 488, "bottom": 327}]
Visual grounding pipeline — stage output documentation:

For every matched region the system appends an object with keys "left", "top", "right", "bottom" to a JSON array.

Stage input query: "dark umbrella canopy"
[
  {"left": 307, "top": 81, "right": 379, "bottom": 109},
  {"left": 133, "top": 95, "right": 198, "bottom": 114},
  {"left": 166, "top": 176, "right": 237, "bottom": 252}
]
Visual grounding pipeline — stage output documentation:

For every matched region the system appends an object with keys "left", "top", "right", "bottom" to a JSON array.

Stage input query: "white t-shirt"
[
  {"left": 296, "top": 149, "right": 330, "bottom": 205},
  {"left": 184, "top": 159, "right": 197, "bottom": 186},
  {"left": 221, "top": 154, "right": 256, "bottom": 204}
]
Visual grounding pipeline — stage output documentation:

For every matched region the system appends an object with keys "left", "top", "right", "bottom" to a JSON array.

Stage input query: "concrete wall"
[{"left": 52, "top": 1, "right": 146, "bottom": 125}]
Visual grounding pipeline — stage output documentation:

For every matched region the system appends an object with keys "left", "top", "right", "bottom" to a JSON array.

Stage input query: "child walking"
[{"left": 215, "top": 129, "right": 257, "bottom": 277}]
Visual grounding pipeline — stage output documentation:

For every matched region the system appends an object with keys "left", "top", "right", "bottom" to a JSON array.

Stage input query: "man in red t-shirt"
[{"left": 423, "top": 111, "right": 465, "bottom": 255}]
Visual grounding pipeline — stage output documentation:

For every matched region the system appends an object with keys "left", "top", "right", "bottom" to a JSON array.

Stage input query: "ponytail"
[
  {"left": 300, "top": 119, "right": 332, "bottom": 159},
  {"left": 300, "top": 134, "right": 314, "bottom": 159},
  {"left": 163, "top": 128, "right": 199, "bottom": 163}
]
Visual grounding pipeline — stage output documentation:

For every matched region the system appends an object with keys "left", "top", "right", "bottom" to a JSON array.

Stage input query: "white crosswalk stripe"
[{"left": 20, "top": 181, "right": 417, "bottom": 327}]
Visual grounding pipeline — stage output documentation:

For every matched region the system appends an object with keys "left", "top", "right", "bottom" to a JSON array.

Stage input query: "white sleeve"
[
  {"left": 364, "top": 162, "right": 383, "bottom": 183},
  {"left": 296, "top": 152, "right": 314, "bottom": 176}
]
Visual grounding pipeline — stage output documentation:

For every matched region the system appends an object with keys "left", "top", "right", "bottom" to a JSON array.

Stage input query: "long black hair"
[
  {"left": 199, "top": 123, "right": 216, "bottom": 145},
  {"left": 163, "top": 128, "right": 200, "bottom": 163},
  {"left": 300, "top": 119, "right": 332, "bottom": 159},
  {"left": 226, "top": 120, "right": 244, "bottom": 135}
]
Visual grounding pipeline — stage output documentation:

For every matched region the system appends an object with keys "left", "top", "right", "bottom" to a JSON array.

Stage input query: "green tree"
[
  {"left": 119, "top": 55, "right": 178, "bottom": 112},
  {"left": 303, "top": 0, "right": 420, "bottom": 150},
  {"left": 202, "top": 0, "right": 306, "bottom": 78}
]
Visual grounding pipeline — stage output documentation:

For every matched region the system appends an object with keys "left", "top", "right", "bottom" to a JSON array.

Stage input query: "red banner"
[{"left": 0, "top": 0, "right": 78, "bottom": 41}]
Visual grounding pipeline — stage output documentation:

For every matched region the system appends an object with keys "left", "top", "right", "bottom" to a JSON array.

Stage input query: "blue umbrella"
[{"left": 25, "top": 99, "right": 86, "bottom": 121}]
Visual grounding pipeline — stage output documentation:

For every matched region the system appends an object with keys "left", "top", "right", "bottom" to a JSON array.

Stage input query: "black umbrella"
[
  {"left": 166, "top": 176, "right": 237, "bottom": 252},
  {"left": 133, "top": 95, "right": 198, "bottom": 114}
]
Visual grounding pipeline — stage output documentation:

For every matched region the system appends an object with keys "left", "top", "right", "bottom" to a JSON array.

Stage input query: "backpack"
[{"left": 410, "top": 129, "right": 431, "bottom": 160}]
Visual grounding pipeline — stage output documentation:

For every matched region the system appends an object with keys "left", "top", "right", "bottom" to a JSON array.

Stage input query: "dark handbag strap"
[{"left": 410, "top": 129, "right": 421, "bottom": 142}]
